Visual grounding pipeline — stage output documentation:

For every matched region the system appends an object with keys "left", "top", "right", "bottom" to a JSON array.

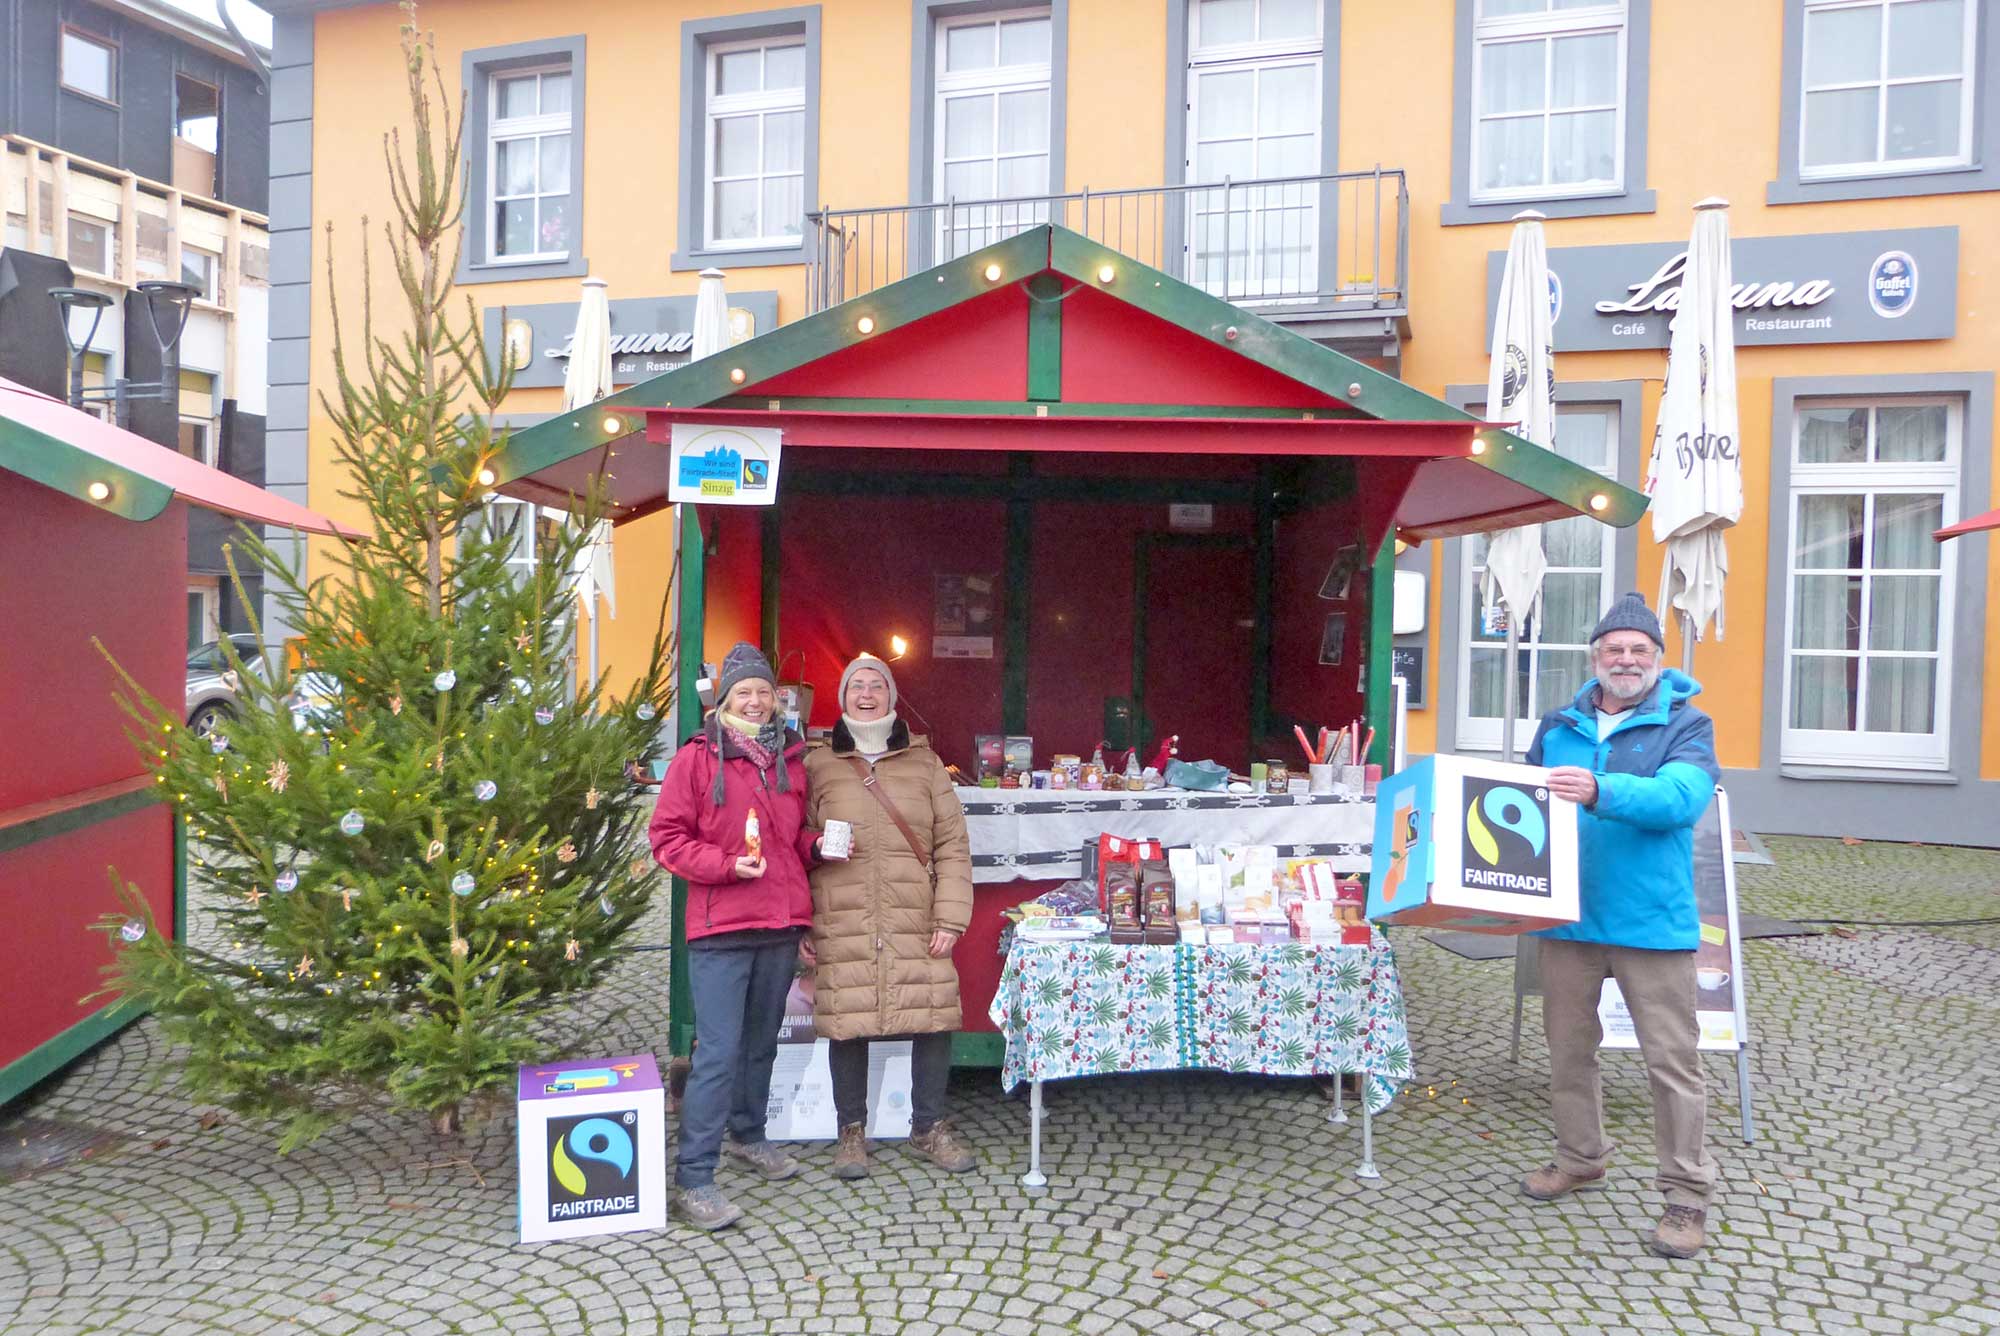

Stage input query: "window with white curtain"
[
  {"left": 488, "top": 66, "right": 573, "bottom": 262},
  {"left": 1470, "top": 0, "right": 1627, "bottom": 202},
  {"left": 1782, "top": 399, "right": 1959, "bottom": 769},
  {"left": 1186, "top": 0, "right": 1322, "bottom": 299},
  {"left": 706, "top": 39, "right": 806, "bottom": 248},
  {"left": 1458, "top": 404, "right": 1620, "bottom": 753},
  {"left": 1800, "top": 0, "right": 1975, "bottom": 177},
  {"left": 935, "top": 8, "right": 1052, "bottom": 258}
]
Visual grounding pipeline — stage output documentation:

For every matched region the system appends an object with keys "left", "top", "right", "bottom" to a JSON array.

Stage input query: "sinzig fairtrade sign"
[{"left": 1486, "top": 227, "right": 1956, "bottom": 351}]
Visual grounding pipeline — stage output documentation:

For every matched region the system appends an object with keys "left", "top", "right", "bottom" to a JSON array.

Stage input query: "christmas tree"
[{"left": 96, "top": 8, "right": 673, "bottom": 1149}]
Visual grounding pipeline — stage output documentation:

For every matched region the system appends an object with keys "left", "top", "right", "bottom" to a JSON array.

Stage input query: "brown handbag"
[{"left": 844, "top": 755, "right": 929, "bottom": 871}]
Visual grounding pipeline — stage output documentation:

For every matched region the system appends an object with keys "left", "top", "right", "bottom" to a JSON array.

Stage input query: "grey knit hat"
[
  {"left": 715, "top": 641, "right": 776, "bottom": 702},
  {"left": 1590, "top": 592, "right": 1666, "bottom": 648},
  {"left": 838, "top": 654, "right": 897, "bottom": 713}
]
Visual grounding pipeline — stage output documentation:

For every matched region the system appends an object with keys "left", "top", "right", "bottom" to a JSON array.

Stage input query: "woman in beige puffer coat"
[{"left": 803, "top": 654, "right": 975, "bottom": 1180}]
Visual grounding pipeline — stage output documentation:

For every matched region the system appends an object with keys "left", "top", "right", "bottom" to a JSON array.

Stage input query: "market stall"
[{"left": 480, "top": 226, "right": 1644, "bottom": 1097}]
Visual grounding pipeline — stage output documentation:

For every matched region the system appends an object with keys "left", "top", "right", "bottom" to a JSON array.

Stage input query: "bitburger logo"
[
  {"left": 1500, "top": 343, "right": 1529, "bottom": 407},
  {"left": 1462, "top": 776, "right": 1552, "bottom": 897},
  {"left": 547, "top": 1111, "right": 640, "bottom": 1222}
]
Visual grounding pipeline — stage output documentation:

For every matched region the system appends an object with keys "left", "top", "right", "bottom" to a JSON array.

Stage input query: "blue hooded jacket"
[{"left": 1527, "top": 669, "right": 1719, "bottom": 952}]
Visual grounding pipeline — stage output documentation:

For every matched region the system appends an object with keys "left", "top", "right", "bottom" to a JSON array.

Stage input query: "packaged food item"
[
  {"left": 1005, "top": 736, "right": 1035, "bottom": 778},
  {"left": 975, "top": 734, "right": 1006, "bottom": 781},
  {"left": 1218, "top": 844, "right": 1250, "bottom": 913},
  {"left": 1265, "top": 760, "right": 1289, "bottom": 794},
  {"left": 1242, "top": 846, "right": 1278, "bottom": 912},
  {"left": 1140, "top": 859, "right": 1176, "bottom": 942},
  {"left": 1049, "top": 767, "right": 1069, "bottom": 790},
  {"left": 1197, "top": 862, "right": 1225, "bottom": 924},
  {"left": 1178, "top": 921, "right": 1209, "bottom": 946},
  {"left": 744, "top": 810, "right": 762, "bottom": 861},
  {"left": 1106, "top": 862, "right": 1144, "bottom": 943},
  {"left": 1053, "top": 754, "right": 1083, "bottom": 788}
]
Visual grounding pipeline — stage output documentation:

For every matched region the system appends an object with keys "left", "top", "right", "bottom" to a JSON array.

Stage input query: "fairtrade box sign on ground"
[
  {"left": 1368, "top": 755, "right": 1579, "bottom": 934},
  {"left": 517, "top": 1055, "right": 666, "bottom": 1243}
]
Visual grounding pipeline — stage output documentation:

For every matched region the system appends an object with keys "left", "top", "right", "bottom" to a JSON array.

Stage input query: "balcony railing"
[{"left": 805, "top": 166, "right": 1408, "bottom": 319}]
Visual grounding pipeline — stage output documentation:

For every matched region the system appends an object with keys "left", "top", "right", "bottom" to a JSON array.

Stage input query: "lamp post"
[{"left": 49, "top": 280, "right": 199, "bottom": 430}]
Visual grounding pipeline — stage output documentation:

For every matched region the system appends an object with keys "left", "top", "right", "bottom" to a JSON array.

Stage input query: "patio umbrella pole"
[
  {"left": 1681, "top": 609, "right": 1696, "bottom": 677},
  {"left": 1501, "top": 617, "right": 1521, "bottom": 764}
]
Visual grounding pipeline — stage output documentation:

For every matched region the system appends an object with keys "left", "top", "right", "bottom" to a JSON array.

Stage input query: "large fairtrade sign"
[
  {"left": 1367, "top": 753, "right": 1580, "bottom": 934},
  {"left": 669, "top": 423, "right": 783, "bottom": 505},
  {"left": 516, "top": 1055, "right": 666, "bottom": 1243},
  {"left": 1486, "top": 227, "right": 1957, "bottom": 352},
  {"left": 484, "top": 291, "right": 781, "bottom": 389}
]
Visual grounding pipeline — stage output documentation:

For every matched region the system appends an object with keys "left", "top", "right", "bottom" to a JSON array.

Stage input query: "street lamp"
[{"left": 49, "top": 280, "right": 199, "bottom": 428}]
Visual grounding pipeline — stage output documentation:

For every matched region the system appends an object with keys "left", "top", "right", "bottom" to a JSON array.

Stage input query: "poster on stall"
[
  {"left": 933, "top": 574, "right": 995, "bottom": 659},
  {"left": 1598, "top": 789, "right": 1749, "bottom": 1052},
  {"left": 668, "top": 423, "right": 782, "bottom": 505},
  {"left": 763, "top": 964, "right": 914, "bottom": 1141}
]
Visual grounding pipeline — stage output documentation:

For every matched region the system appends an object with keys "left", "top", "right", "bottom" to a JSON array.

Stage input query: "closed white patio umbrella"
[
  {"left": 1645, "top": 198, "right": 1742, "bottom": 671},
  {"left": 564, "top": 275, "right": 617, "bottom": 683}
]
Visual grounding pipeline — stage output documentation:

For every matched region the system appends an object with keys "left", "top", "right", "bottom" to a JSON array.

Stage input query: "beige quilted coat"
[{"left": 803, "top": 720, "right": 973, "bottom": 1040}]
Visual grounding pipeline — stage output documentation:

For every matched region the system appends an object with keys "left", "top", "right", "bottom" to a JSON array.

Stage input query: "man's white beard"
[{"left": 1601, "top": 665, "right": 1660, "bottom": 703}]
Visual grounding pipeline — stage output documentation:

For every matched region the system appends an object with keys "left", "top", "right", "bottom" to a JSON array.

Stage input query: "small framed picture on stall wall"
[
  {"left": 1319, "top": 613, "right": 1347, "bottom": 666},
  {"left": 1318, "top": 544, "right": 1365, "bottom": 601}
]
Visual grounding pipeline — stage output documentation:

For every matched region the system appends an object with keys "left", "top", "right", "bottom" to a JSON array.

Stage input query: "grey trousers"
[
  {"left": 1540, "top": 937, "right": 1719, "bottom": 1208},
  {"left": 676, "top": 936, "right": 799, "bottom": 1188}
]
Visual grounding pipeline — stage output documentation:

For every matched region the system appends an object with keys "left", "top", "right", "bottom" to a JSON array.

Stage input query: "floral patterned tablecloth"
[{"left": 989, "top": 936, "right": 1413, "bottom": 1114}]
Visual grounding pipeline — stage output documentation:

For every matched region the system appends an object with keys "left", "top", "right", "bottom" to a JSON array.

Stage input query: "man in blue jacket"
[{"left": 1520, "top": 592, "right": 1720, "bottom": 1260}]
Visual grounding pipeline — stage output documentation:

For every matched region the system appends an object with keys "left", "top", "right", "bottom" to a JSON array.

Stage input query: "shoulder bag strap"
[{"left": 844, "top": 755, "right": 929, "bottom": 870}]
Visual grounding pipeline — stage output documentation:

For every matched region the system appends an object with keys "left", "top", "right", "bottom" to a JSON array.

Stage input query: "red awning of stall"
[
  {"left": 482, "top": 225, "right": 1645, "bottom": 542},
  {"left": 1935, "top": 507, "right": 2000, "bottom": 540},
  {"left": 0, "top": 375, "right": 360, "bottom": 536}
]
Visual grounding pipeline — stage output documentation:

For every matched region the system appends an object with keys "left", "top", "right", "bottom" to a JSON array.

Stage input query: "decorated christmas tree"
[{"left": 97, "top": 9, "right": 673, "bottom": 1149}]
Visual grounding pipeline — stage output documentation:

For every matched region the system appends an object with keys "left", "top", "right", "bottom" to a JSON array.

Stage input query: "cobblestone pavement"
[{"left": 3, "top": 835, "right": 1998, "bottom": 1335}]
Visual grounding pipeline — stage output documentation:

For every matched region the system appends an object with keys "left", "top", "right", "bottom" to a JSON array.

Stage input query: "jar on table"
[{"left": 1265, "top": 760, "right": 1289, "bottom": 794}]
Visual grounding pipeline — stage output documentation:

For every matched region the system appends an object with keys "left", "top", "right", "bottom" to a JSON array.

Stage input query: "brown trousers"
[{"left": 1540, "top": 938, "right": 1718, "bottom": 1208}]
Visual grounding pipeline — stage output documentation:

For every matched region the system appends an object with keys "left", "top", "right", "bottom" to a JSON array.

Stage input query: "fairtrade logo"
[
  {"left": 551, "top": 1117, "right": 632, "bottom": 1195},
  {"left": 1460, "top": 777, "right": 1553, "bottom": 898},
  {"left": 1465, "top": 785, "right": 1547, "bottom": 866},
  {"left": 1500, "top": 343, "right": 1529, "bottom": 406},
  {"left": 1868, "top": 251, "right": 1917, "bottom": 319},
  {"left": 546, "top": 1112, "right": 640, "bottom": 1222}
]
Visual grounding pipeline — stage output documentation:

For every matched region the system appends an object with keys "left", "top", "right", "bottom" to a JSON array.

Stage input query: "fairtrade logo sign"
[
  {"left": 669, "top": 424, "right": 783, "bottom": 506},
  {"left": 1868, "top": 251, "right": 1917, "bottom": 319},
  {"left": 1461, "top": 777, "right": 1552, "bottom": 897},
  {"left": 546, "top": 1111, "right": 639, "bottom": 1223}
]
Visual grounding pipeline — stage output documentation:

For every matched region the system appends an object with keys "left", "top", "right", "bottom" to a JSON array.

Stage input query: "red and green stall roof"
[
  {"left": 0, "top": 375, "right": 357, "bottom": 535},
  {"left": 484, "top": 225, "right": 1645, "bottom": 543}
]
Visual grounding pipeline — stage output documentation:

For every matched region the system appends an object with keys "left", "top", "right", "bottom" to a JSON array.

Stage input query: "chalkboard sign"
[
  {"left": 1598, "top": 788, "right": 1749, "bottom": 1053},
  {"left": 1391, "top": 645, "right": 1426, "bottom": 708}
]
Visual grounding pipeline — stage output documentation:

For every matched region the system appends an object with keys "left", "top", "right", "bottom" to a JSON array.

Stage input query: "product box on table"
[{"left": 1367, "top": 754, "right": 1579, "bottom": 934}]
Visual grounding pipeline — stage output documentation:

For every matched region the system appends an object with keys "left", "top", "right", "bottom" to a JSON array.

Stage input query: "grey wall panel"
[
  {"left": 14, "top": 0, "right": 60, "bottom": 142},
  {"left": 0, "top": 251, "right": 77, "bottom": 395},
  {"left": 267, "top": 279, "right": 310, "bottom": 332},
  {"left": 271, "top": 14, "right": 313, "bottom": 69},
  {"left": 265, "top": 333, "right": 310, "bottom": 385},
  {"left": 268, "top": 62, "right": 311, "bottom": 123},
  {"left": 219, "top": 64, "right": 268, "bottom": 212},
  {"left": 265, "top": 381, "right": 309, "bottom": 429},
  {"left": 267, "top": 174, "right": 311, "bottom": 231},
  {"left": 268, "top": 118, "right": 311, "bottom": 180},
  {"left": 119, "top": 34, "right": 174, "bottom": 183}
]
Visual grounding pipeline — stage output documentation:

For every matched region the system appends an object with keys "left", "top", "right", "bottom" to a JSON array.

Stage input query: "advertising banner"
[
  {"left": 764, "top": 962, "right": 915, "bottom": 1142},
  {"left": 516, "top": 1055, "right": 666, "bottom": 1243}
]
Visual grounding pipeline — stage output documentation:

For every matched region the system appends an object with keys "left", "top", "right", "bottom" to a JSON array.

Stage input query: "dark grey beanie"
[
  {"left": 1590, "top": 592, "right": 1665, "bottom": 648},
  {"left": 715, "top": 641, "right": 776, "bottom": 701}
]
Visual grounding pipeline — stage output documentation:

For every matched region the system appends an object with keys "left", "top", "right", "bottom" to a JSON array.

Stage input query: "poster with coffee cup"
[{"left": 1598, "top": 790, "right": 1749, "bottom": 1052}]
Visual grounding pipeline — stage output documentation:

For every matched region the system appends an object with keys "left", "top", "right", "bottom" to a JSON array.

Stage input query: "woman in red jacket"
[{"left": 649, "top": 642, "right": 818, "bottom": 1231}]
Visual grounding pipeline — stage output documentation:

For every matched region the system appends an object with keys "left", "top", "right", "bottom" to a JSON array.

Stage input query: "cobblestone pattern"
[{"left": 1, "top": 836, "right": 1997, "bottom": 1335}]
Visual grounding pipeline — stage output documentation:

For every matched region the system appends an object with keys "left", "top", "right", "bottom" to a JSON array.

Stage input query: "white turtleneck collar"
[{"left": 842, "top": 712, "right": 898, "bottom": 759}]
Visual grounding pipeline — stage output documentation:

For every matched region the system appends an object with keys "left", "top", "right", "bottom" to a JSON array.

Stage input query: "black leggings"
[{"left": 827, "top": 1032, "right": 954, "bottom": 1132}]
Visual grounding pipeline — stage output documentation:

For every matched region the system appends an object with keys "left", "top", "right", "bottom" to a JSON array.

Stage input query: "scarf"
[
  {"left": 841, "top": 712, "right": 898, "bottom": 756},
  {"left": 708, "top": 711, "right": 791, "bottom": 804}
]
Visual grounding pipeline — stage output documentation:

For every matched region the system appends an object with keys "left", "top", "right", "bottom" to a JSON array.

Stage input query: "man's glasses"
[{"left": 1596, "top": 642, "right": 1658, "bottom": 662}]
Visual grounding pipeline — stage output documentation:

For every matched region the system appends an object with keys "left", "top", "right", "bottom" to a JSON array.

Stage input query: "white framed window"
[
  {"left": 179, "top": 369, "right": 218, "bottom": 468},
  {"left": 935, "top": 8, "right": 1052, "bottom": 258},
  {"left": 67, "top": 214, "right": 111, "bottom": 275},
  {"left": 487, "top": 65, "right": 573, "bottom": 263},
  {"left": 1800, "top": 0, "right": 1975, "bottom": 178},
  {"left": 1458, "top": 404, "right": 1620, "bottom": 753},
  {"left": 61, "top": 28, "right": 117, "bottom": 102},
  {"left": 181, "top": 247, "right": 219, "bottom": 303},
  {"left": 1186, "top": 0, "right": 1322, "bottom": 299},
  {"left": 480, "top": 499, "right": 568, "bottom": 584},
  {"left": 78, "top": 351, "right": 112, "bottom": 423},
  {"left": 1782, "top": 398, "right": 1959, "bottom": 769},
  {"left": 704, "top": 39, "right": 806, "bottom": 249},
  {"left": 1470, "top": 0, "right": 1627, "bottom": 202}
]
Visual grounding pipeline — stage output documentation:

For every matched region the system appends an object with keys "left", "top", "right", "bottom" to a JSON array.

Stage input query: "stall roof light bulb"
[
  {"left": 856, "top": 315, "right": 876, "bottom": 334},
  {"left": 983, "top": 262, "right": 1003, "bottom": 282},
  {"left": 1097, "top": 264, "right": 1116, "bottom": 284},
  {"left": 603, "top": 414, "right": 622, "bottom": 434},
  {"left": 476, "top": 467, "right": 496, "bottom": 486},
  {"left": 890, "top": 634, "right": 909, "bottom": 657},
  {"left": 1588, "top": 492, "right": 1610, "bottom": 512},
  {"left": 729, "top": 367, "right": 747, "bottom": 384},
  {"left": 87, "top": 480, "right": 112, "bottom": 502},
  {"left": 1470, "top": 435, "right": 1488, "bottom": 455}
]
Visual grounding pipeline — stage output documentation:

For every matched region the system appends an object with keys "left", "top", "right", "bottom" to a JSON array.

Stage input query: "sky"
[{"left": 160, "top": 0, "right": 274, "bottom": 50}]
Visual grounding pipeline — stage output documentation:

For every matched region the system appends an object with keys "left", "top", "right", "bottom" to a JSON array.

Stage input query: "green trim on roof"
[
  {"left": 0, "top": 416, "right": 174, "bottom": 522},
  {"left": 487, "top": 223, "right": 1648, "bottom": 530},
  {"left": 1025, "top": 273, "right": 1063, "bottom": 402}
]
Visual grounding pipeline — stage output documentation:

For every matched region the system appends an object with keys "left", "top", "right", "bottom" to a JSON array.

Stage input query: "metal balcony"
[{"left": 805, "top": 166, "right": 1411, "bottom": 362}]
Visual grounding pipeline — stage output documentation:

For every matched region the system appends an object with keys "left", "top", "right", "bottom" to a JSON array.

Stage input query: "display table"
[
  {"left": 989, "top": 935, "right": 1412, "bottom": 1187},
  {"left": 956, "top": 788, "right": 1375, "bottom": 884}
]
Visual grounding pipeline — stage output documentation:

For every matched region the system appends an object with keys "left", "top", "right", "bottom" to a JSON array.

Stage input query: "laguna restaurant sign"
[
  {"left": 484, "top": 291, "right": 782, "bottom": 389},
  {"left": 1486, "top": 227, "right": 1956, "bottom": 352}
]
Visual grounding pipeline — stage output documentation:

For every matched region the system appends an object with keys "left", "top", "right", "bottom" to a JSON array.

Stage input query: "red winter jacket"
[{"left": 649, "top": 730, "right": 816, "bottom": 941}]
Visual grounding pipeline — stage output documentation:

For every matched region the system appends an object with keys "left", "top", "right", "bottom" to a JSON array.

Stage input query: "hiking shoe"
[
  {"left": 907, "top": 1118, "right": 976, "bottom": 1173},
  {"left": 725, "top": 1138, "right": 800, "bottom": 1180},
  {"left": 671, "top": 1184, "right": 742, "bottom": 1231},
  {"left": 1521, "top": 1163, "right": 1606, "bottom": 1201},
  {"left": 832, "top": 1123, "right": 870, "bottom": 1180},
  {"left": 1648, "top": 1205, "right": 1708, "bottom": 1259}
]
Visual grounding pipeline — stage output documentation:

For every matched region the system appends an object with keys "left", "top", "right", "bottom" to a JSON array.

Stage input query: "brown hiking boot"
[
  {"left": 907, "top": 1118, "right": 976, "bottom": 1173},
  {"left": 832, "top": 1123, "right": 870, "bottom": 1180},
  {"left": 1521, "top": 1162, "right": 1607, "bottom": 1201},
  {"left": 1648, "top": 1204, "right": 1708, "bottom": 1258}
]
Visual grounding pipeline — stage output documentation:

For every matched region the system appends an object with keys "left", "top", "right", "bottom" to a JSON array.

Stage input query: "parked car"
[{"left": 185, "top": 635, "right": 264, "bottom": 738}]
